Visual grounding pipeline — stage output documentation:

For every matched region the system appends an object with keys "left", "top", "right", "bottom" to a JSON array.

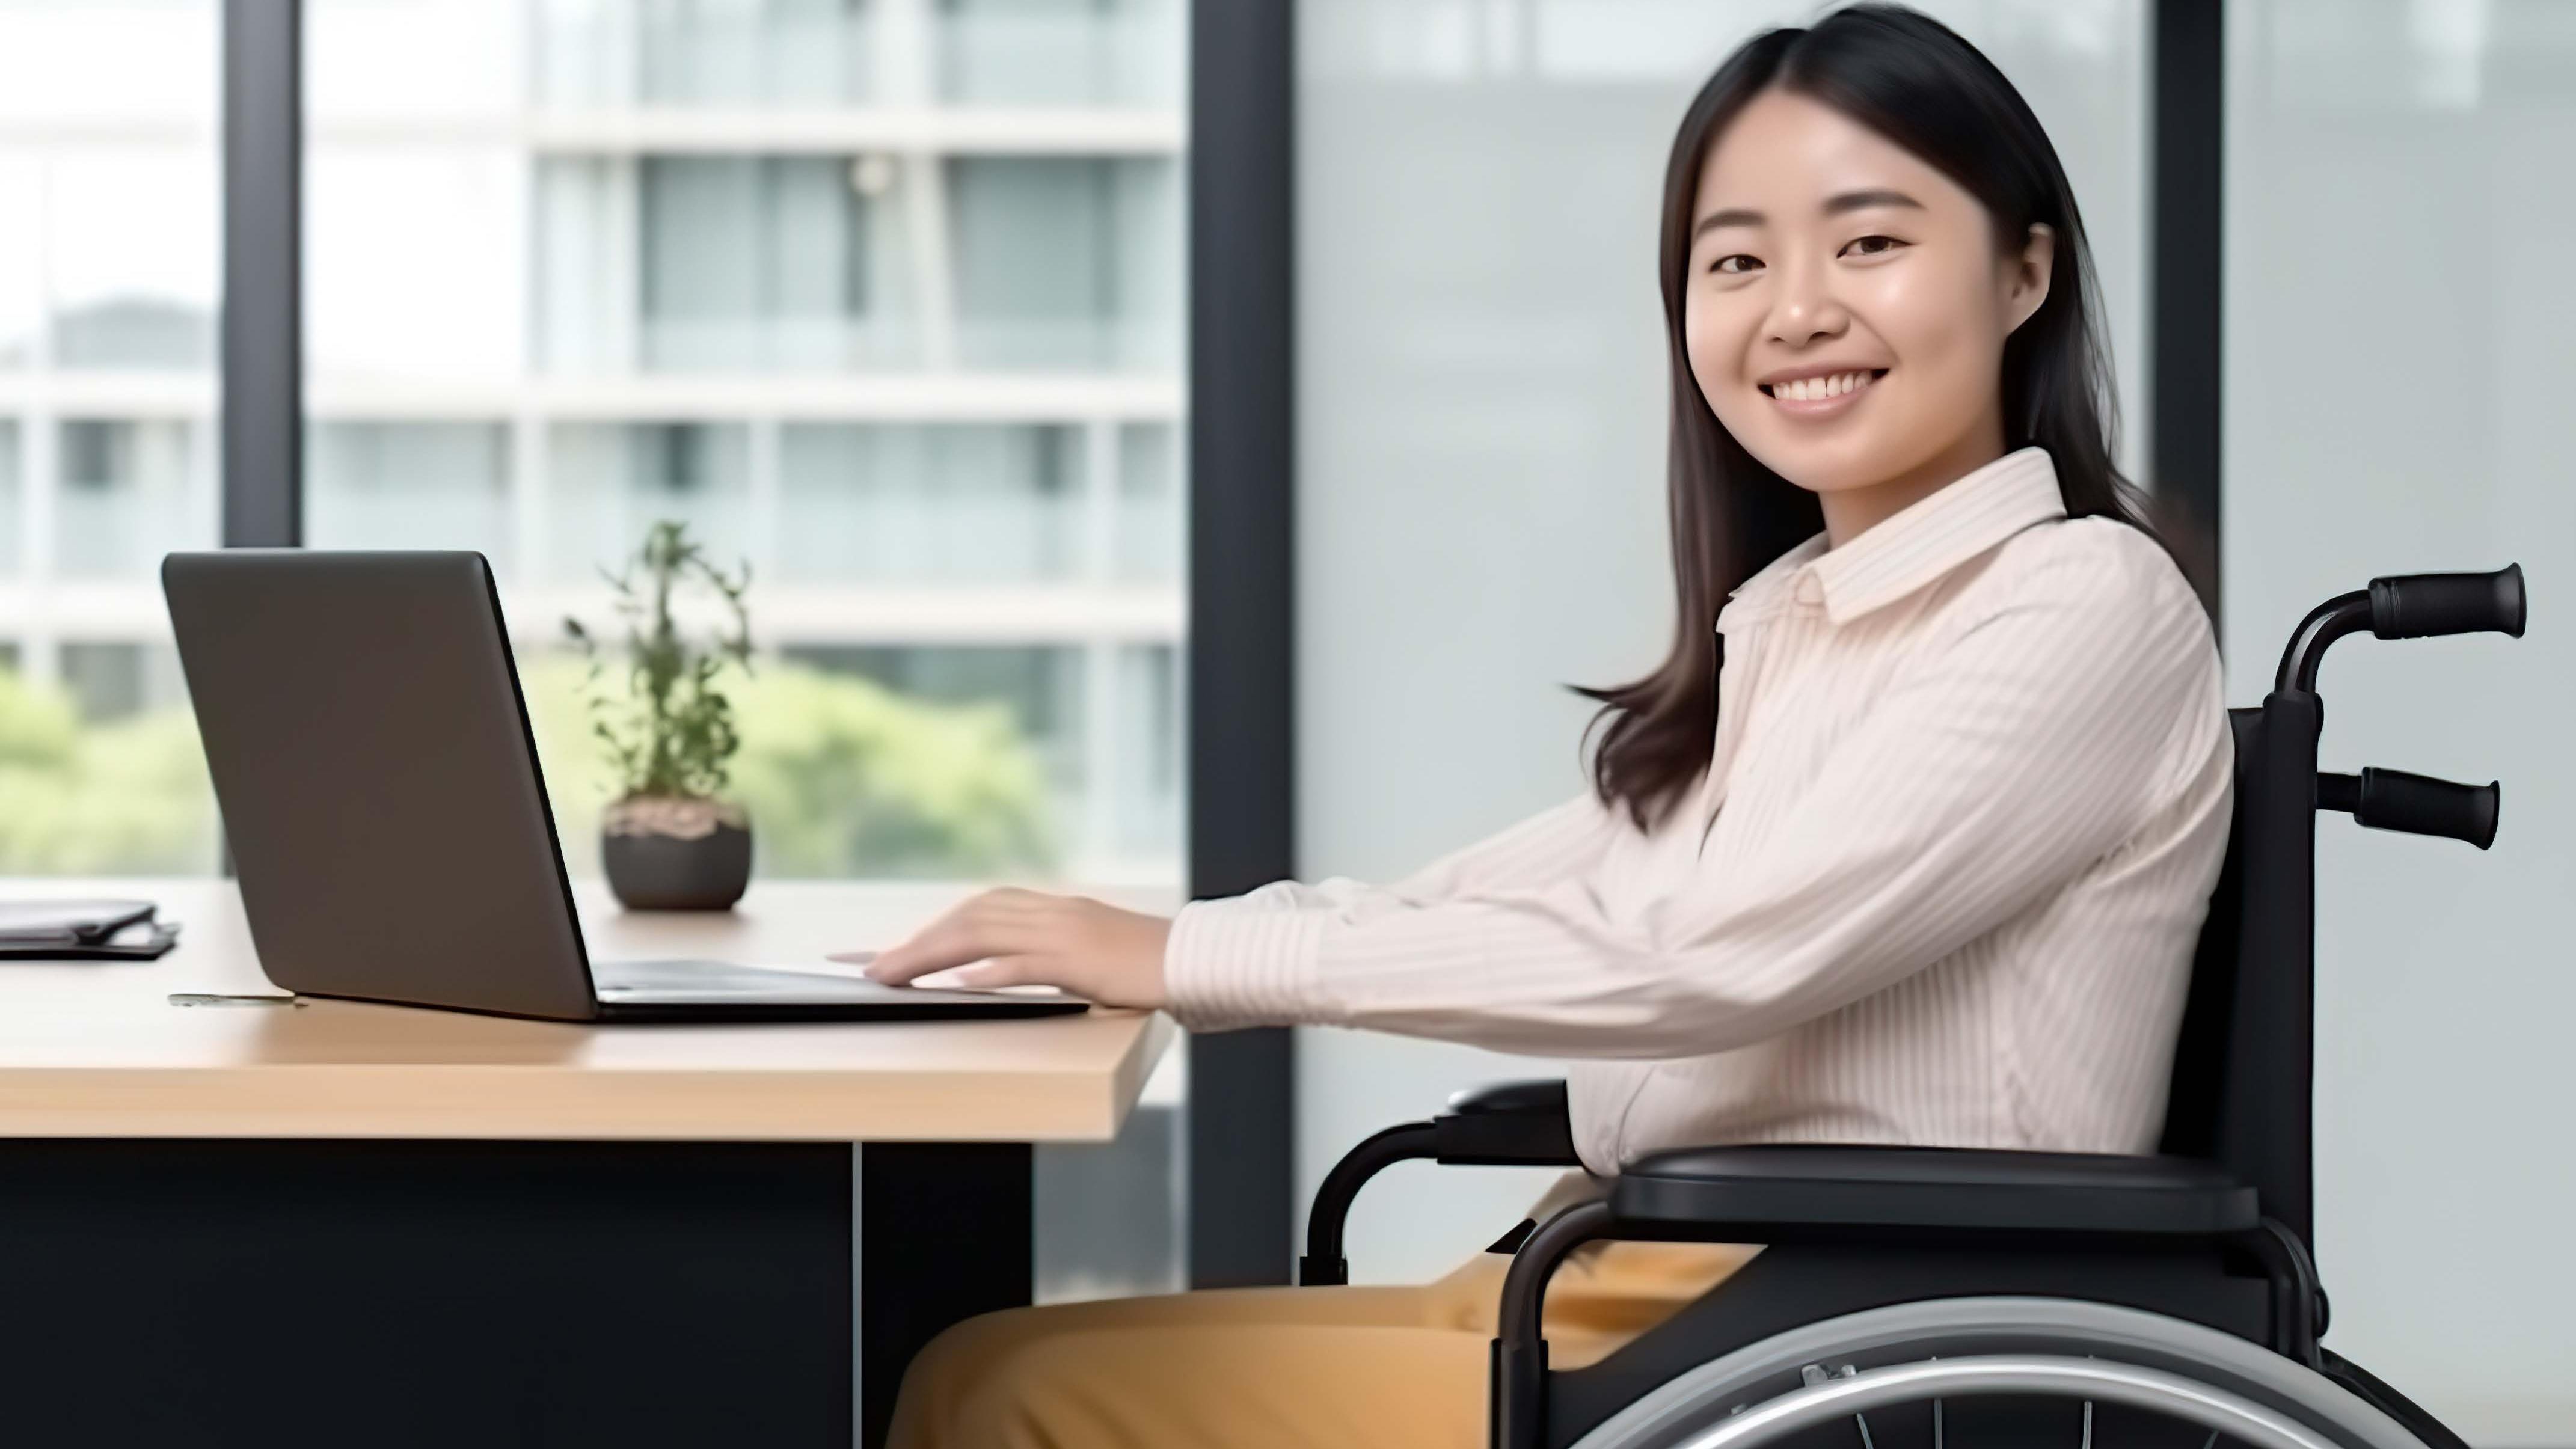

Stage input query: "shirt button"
[{"left": 1793, "top": 572, "right": 1825, "bottom": 607}]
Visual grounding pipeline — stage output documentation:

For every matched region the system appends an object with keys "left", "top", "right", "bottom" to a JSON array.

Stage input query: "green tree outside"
[
  {"left": 0, "top": 660, "right": 1056, "bottom": 880},
  {"left": 0, "top": 668, "right": 218, "bottom": 874}
]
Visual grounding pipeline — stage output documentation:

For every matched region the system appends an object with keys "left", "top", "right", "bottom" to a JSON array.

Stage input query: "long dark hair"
[{"left": 1581, "top": 3, "right": 2186, "bottom": 830}]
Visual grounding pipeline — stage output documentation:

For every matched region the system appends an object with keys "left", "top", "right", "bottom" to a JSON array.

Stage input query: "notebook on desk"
[
  {"left": 0, "top": 899, "right": 181, "bottom": 961},
  {"left": 158, "top": 549, "right": 1085, "bottom": 1025}
]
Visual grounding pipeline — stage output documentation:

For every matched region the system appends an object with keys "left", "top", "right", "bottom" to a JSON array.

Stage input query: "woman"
[{"left": 866, "top": 6, "right": 2231, "bottom": 1445}]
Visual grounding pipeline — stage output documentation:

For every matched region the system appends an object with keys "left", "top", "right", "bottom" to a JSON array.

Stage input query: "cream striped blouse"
[{"left": 1164, "top": 447, "right": 2233, "bottom": 1177}]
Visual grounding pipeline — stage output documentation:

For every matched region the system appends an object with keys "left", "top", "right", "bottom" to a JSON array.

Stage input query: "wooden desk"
[{"left": 0, "top": 877, "right": 1179, "bottom": 1449}]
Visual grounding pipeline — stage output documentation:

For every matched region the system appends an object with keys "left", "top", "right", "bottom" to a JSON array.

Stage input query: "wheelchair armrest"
[
  {"left": 1299, "top": 1079, "right": 1578, "bottom": 1287},
  {"left": 1490, "top": 1150, "right": 2286, "bottom": 1448},
  {"left": 1610, "top": 1144, "right": 2257, "bottom": 1239},
  {"left": 1435, "top": 1078, "right": 1577, "bottom": 1166},
  {"left": 1443, "top": 1078, "right": 1568, "bottom": 1116}
]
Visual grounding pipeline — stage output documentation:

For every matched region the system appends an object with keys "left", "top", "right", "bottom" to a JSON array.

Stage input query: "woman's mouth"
[{"left": 1758, "top": 367, "right": 1888, "bottom": 417}]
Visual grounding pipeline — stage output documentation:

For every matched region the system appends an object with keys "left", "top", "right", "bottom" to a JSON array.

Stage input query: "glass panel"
[
  {"left": 544, "top": 421, "right": 754, "bottom": 580},
  {"left": 305, "top": 423, "right": 515, "bottom": 568},
  {"left": 533, "top": 0, "right": 878, "bottom": 108},
  {"left": 304, "top": 0, "right": 520, "bottom": 120},
  {"left": 6, "top": 642, "right": 219, "bottom": 875},
  {"left": 949, "top": 156, "right": 1181, "bottom": 371},
  {"left": 0, "top": 420, "right": 19, "bottom": 573},
  {"left": 0, "top": 154, "right": 34, "bottom": 369},
  {"left": 777, "top": 643, "right": 1081, "bottom": 856},
  {"left": 934, "top": 0, "right": 1184, "bottom": 107},
  {"left": 777, "top": 423, "right": 1082, "bottom": 583},
  {"left": 532, "top": 154, "right": 924, "bottom": 373},
  {"left": 0, "top": 4, "right": 221, "bottom": 372},
  {"left": 0, "top": 1, "right": 219, "bottom": 125},
  {"left": 655, "top": 155, "right": 915, "bottom": 371},
  {"left": 0, "top": 0, "right": 222, "bottom": 876},
  {"left": 1114, "top": 420, "right": 1179, "bottom": 581},
  {"left": 2224, "top": 1, "right": 2576, "bottom": 1433},
  {"left": 1108, "top": 642, "right": 1180, "bottom": 859},
  {"left": 58, "top": 640, "right": 191, "bottom": 728},
  {"left": 54, "top": 419, "right": 213, "bottom": 579},
  {"left": 307, "top": 0, "right": 1190, "bottom": 1299},
  {"left": 306, "top": 147, "right": 521, "bottom": 385},
  {"left": 48, "top": 150, "right": 219, "bottom": 371}
]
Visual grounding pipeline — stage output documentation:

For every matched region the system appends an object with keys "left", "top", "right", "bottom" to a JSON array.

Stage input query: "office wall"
[
  {"left": 1291, "top": 0, "right": 2152, "bottom": 1282},
  {"left": 2223, "top": 2, "right": 2576, "bottom": 1441}
]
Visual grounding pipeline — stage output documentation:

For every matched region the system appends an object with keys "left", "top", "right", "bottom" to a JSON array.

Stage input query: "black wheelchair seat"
[{"left": 1613, "top": 1144, "right": 2258, "bottom": 1239}]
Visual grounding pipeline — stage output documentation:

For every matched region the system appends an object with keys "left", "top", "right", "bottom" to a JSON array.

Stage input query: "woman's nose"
[{"left": 1766, "top": 261, "right": 1849, "bottom": 347}]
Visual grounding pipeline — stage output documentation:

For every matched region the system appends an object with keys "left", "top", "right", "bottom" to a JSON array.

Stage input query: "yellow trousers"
[{"left": 887, "top": 1240, "right": 1756, "bottom": 1448}]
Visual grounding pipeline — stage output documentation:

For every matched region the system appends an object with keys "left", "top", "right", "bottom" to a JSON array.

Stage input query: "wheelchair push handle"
[
  {"left": 2369, "top": 562, "right": 2525, "bottom": 640},
  {"left": 2280, "top": 561, "right": 2525, "bottom": 693},
  {"left": 2317, "top": 767, "right": 2500, "bottom": 850}
]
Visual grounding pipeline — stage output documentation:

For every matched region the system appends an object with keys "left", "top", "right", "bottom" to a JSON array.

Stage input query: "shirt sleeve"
[
  {"left": 1230, "top": 791, "right": 1622, "bottom": 909},
  {"left": 1161, "top": 790, "right": 1621, "bottom": 1031},
  {"left": 1162, "top": 553, "right": 2219, "bottom": 1056}
]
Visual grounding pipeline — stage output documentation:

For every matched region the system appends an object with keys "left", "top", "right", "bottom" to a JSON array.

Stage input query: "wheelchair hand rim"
[
  {"left": 1568, "top": 1296, "right": 2421, "bottom": 1449},
  {"left": 1667, "top": 1353, "right": 2352, "bottom": 1449}
]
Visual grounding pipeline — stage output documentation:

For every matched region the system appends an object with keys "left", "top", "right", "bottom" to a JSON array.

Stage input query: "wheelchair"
[{"left": 1301, "top": 564, "right": 2528, "bottom": 1449}]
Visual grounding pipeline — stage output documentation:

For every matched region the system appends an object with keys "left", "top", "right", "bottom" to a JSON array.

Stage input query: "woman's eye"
[
  {"left": 1710, "top": 254, "right": 1762, "bottom": 276},
  {"left": 1841, "top": 234, "right": 1906, "bottom": 258}
]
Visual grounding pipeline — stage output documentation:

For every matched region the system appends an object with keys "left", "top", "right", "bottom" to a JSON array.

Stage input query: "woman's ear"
[{"left": 2003, "top": 222, "right": 2056, "bottom": 335}]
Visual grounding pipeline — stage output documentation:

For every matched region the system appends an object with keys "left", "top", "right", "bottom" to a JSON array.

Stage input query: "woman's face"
[{"left": 1683, "top": 87, "right": 2053, "bottom": 506}]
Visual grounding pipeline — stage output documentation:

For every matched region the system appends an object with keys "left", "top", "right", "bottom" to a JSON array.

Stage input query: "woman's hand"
[{"left": 863, "top": 887, "right": 1173, "bottom": 1010}]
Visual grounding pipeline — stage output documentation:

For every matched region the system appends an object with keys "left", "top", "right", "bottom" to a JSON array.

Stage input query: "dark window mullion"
[
  {"left": 1186, "top": 0, "right": 1297, "bottom": 1290},
  {"left": 2151, "top": 0, "right": 2224, "bottom": 628},
  {"left": 219, "top": 0, "right": 302, "bottom": 550}
]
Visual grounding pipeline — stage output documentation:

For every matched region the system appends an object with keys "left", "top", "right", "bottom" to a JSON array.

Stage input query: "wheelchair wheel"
[{"left": 1567, "top": 1297, "right": 2426, "bottom": 1449}]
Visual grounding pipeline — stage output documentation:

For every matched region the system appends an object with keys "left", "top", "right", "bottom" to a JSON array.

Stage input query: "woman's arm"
[
  {"left": 1218, "top": 789, "right": 1624, "bottom": 917},
  {"left": 1164, "top": 554, "right": 2224, "bottom": 1052},
  {"left": 857, "top": 774, "right": 1625, "bottom": 1003}
]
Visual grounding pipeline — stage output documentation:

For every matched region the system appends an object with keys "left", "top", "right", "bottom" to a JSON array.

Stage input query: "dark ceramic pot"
[{"left": 602, "top": 821, "right": 753, "bottom": 911}]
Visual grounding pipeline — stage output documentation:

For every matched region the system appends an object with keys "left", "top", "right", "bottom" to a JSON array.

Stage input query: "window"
[
  {"left": 0, "top": 0, "right": 223, "bottom": 875},
  {"left": 305, "top": 0, "right": 1186, "bottom": 889},
  {"left": 304, "top": 0, "right": 1190, "bottom": 1299},
  {"left": 2224, "top": 1, "right": 2576, "bottom": 1424}
]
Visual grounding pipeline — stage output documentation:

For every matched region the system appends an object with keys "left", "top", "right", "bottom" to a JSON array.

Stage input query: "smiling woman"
[{"left": 871, "top": 8, "right": 2230, "bottom": 1448}]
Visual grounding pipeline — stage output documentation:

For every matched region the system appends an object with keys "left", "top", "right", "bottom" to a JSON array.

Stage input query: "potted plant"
[{"left": 564, "top": 520, "right": 757, "bottom": 910}]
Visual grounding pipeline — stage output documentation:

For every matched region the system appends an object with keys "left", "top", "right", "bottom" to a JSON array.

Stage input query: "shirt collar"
[{"left": 1720, "top": 446, "right": 2066, "bottom": 630}]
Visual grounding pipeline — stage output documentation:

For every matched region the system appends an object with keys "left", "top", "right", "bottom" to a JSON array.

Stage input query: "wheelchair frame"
[{"left": 1299, "top": 564, "right": 2525, "bottom": 1449}]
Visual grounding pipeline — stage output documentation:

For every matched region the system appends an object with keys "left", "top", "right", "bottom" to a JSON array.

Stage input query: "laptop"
[{"left": 160, "top": 549, "right": 1085, "bottom": 1025}]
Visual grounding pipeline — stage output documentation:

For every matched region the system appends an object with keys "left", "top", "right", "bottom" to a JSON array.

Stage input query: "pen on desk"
[{"left": 167, "top": 993, "right": 304, "bottom": 1008}]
